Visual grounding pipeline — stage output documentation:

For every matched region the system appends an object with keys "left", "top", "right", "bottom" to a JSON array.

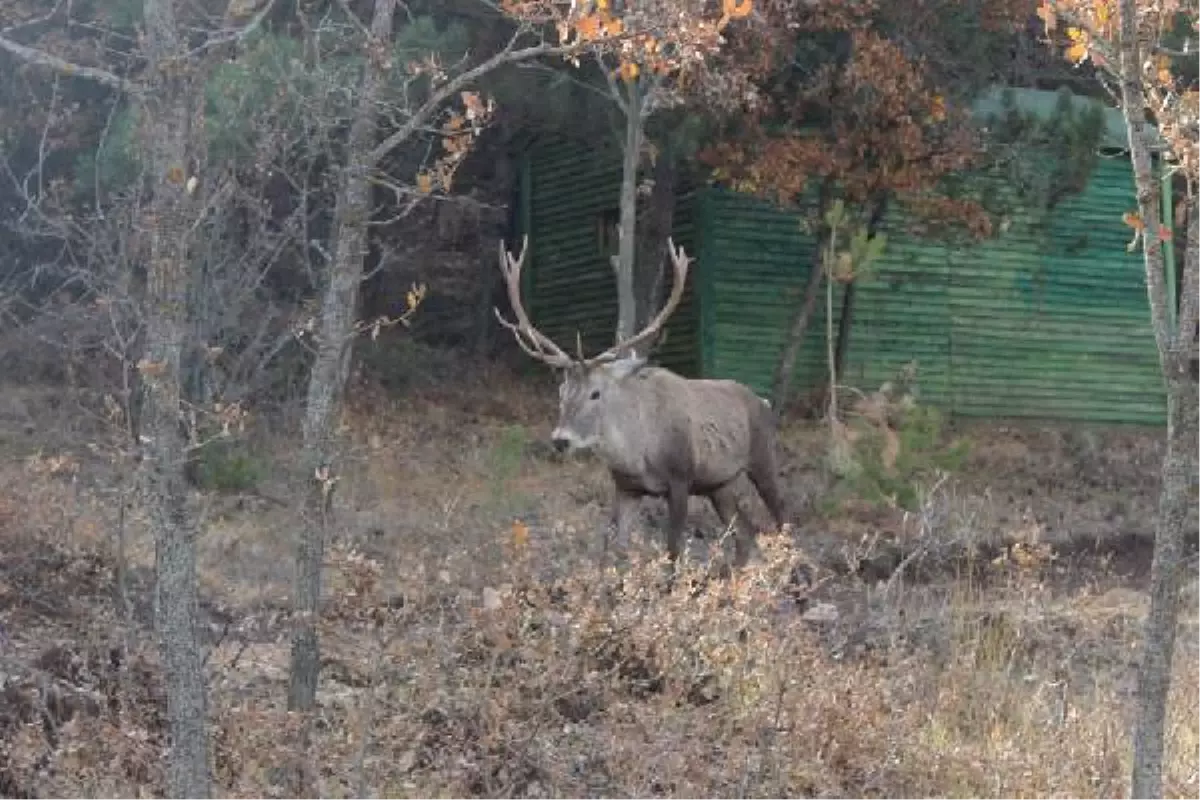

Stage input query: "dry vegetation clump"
[
  {"left": 0, "top": 368, "right": 1196, "bottom": 798},
  {"left": 0, "top": 470, "right": 165, "bottom": 798}
]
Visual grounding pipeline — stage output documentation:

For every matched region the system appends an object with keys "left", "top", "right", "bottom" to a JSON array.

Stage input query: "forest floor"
[{"left": 0, "top": 345, "right": 1197, "bottom": 798}]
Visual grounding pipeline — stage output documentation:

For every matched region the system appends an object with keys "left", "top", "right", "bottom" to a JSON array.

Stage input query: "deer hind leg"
[
  {"left": 607, "top": 485, "right": 640, "bottom": 563},
  {"left": 664, "top": 480, "right": 689, "bottom": 564},
  {"left": 709, "top": 482, "right": 754, "bottom": 569},
  {"left": 748, "top": 446, "right": 788, "bottom": 530}
]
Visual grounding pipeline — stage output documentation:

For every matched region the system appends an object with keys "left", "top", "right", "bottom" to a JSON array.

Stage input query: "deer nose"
[{"left": 552, "top": 436, "right": 570, "bottom": 453}]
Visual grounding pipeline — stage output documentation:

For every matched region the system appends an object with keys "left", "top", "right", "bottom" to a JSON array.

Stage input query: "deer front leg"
[{"left": 606, "top": 484, "right": 640, "bottom": 564}]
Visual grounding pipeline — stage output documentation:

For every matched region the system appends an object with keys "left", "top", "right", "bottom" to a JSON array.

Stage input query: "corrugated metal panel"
[
  {"left": 844, "top": 157, "right": 1163, "bottom": 425},
  {"left": 523, "top": 136, "right": 1164, "bottom": 427},
  {"left": 945, "top": 157, "right": 1164, "bottom": 424},
  {"left": 839, "top": 223, "right": 955, "bottom": 408},
  {"left": 701, "top": 188, "right": 843, "bottom": 397},
  {"left": 522, "top": 136, "right": 701, "bottom": 375}
]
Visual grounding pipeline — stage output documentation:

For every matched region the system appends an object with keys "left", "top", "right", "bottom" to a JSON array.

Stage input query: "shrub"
[
  {"left": 189, "top": 438, "right": 264, "bottom": 492},
  {"left": 827, "top": 363, "right": 970, "bottom": 512}
]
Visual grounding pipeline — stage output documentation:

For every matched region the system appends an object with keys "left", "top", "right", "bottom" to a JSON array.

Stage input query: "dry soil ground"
[{"left": 0, "top": 356, "right": 1196, "bottom": 797}]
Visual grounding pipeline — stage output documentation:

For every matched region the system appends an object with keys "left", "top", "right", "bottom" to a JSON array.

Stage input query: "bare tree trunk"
[
  {"left": 633, "top": 151, "right": 677, "bottom": 350},
  {"left": 1117, "top": 0, "right": 1200, "bottom": 794},
  {"left": 289, "top": 0, "right": 398, "bottom": 726},
  {"left": 612, "top": 80, "right": 643, "bottom": 347},
  {"left": 771, "top": 179, "right": 835, "bottom": 412},
  {"left": 139, "top": 0, "right": 211, "bottom": 794},
  {"left": 832, "top": 195, "right": 888, "bottom": 383},
  {"left": 286, "top": 3, "right": 576, "bottom": 727},
  {"left": 1135, "top": 365, "right": 1200, "bottom": 793}
]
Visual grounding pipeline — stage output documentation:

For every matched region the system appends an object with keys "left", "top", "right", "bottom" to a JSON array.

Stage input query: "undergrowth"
[
  {"left": 0, "top": 382, "right": 1194, "bottom": 799},
  {"left": 826, "top": 364, "right": 971, "bottom": 512}
]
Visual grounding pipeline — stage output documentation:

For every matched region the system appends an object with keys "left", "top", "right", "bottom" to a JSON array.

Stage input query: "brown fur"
[
  {"left": 551, "top": 361, "right": 788, "bottom": 567},
  {"left": 493, "top": 235, "right": 785, "bottom": 567}
]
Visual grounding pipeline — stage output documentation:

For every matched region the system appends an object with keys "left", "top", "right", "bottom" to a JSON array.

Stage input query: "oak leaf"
[
  {"left": 1065, "top": 27, "right": 1089, "bottom": 63},
  {"left": 1155, "top": 54, "right": 1173, "bottom": 85},
  {"left": 511, "top": 519, "right": 529, "bottom": 550},
  {"left": 723, "top": 0, "right": 753, "bottom": 19},
  {"left": 575, "top": 14, "right": 602, "bottom": 40}
]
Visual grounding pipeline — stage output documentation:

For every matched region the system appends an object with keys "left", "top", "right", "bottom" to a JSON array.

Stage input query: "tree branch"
[
  {"left": 187, "top": 0, "right": 282, "bottom": 59},
  {"left": 597, "top": 51, "right": 630, "bottom": 116},
  {"left": 0, "top": 35, "right": 139, "bottom": 94},
  {"left": 1116, "top": 0, "right": 1173, "bottom": 362},
  {"left": 639, "top": 71, "right": 665, "bottom": 121},
  {"left": 368, "top": 32, "right": 568, "bottom": 165},
  {"left": 1, "top": 0, "right": 277, "bottom": 96},
  {"left": 1175, "top": 196, "right": 1198, "bottom": 357}
]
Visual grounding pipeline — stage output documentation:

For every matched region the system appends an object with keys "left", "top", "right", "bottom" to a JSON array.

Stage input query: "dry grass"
[{"left": 0, "top": 367, "right": 1196, "bottom": 798}]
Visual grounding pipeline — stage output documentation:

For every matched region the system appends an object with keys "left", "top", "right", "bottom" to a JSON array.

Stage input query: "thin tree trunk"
[
  {"left": 771, "top": 179, "right": 836, "bottom": 412},
  {"left": 289, "top": 0, "right": 398, "bottom": 723},
  {"left": 832, "top": 195, "right": 888, "bottom": 383},
  {"left": 831, "top": 281, "right": 855, "bottom": 388},
  {"left": 139, "top": 0, "right": 210, "bottom": 794},
  {"left": 1117, "top": 0, "right": 1200, "bottom": 794},
  {"left": 633, "top": 151, "right": 677, "bottom": 351},
  {"left": 613, "top": 79, "right": 643, "bottom": 347},
  {"left": 287, "top": 1, "right": 578, "bottom": 723},
  {"left": 1134, "top": 369, "right": 1199, "bottom": 794},
  {"left": 770, "top": 249, "right": 825, "bottom": 413}
]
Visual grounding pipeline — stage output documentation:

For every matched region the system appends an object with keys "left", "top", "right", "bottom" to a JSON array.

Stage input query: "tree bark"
[
  {"left": 289, "top": 0, "right": 398, "bottom": 721},
  {"left": 613, "top": 79, "right": 643, "bottom": 348},
  {"left": 771, "top": 179, "right": 836, "bottom": 412},
  {"left": 286, "top": 0, "right": 583, "bottom": 728},
  {"left": 139, "top": 0, "right": 211, "bottom": 794},
  {"left": 1117, "top": 0, "right": 1200, "bottom": 795},
  {"left": 831, "top": 281, "right": 856, "bottom": 385},
  {"left": 633, "top": 150, "right": 677, "bottom": 352},
  {"left": 1134, "top": 367, "right": 1199, "bottom": 796},
  {"left": 832, "top": 194, "right": 888, "bottom": 384}
]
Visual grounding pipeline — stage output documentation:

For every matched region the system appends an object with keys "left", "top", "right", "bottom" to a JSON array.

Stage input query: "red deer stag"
[{"left": 494, "top": 236, "right": 789, "bottom": 569}]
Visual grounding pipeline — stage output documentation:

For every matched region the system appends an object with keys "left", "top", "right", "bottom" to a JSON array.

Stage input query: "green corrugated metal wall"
[
  {"left": 837, "top": 222, "right": 956, "bottom": 409},
  {"left": 520, "top": 141, "right": 1165, "bottom": 426},
  {"left": 839, "top": 156, "right": 1164, "bottom": 424},
  {"left": 697, "top": 188, "right": 844, "bottom": 395},
  {"left": 952, "top": 156, "right": 1163, "bottom": 423},
  {"left": 522, "top": 136, "right": 701, "bottom": 375}
]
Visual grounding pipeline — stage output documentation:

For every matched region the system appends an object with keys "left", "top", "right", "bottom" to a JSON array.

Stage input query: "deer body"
[
  {"left": 494, "top": 236, "right": 789, "bottom": 567},
  {"left": 553, "top": 363, "right": 787, "bottom": 565}
]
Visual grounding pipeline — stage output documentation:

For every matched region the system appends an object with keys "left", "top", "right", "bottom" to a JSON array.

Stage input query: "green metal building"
[{"left": 513, "top": 87, "right": 1170, "bottom": 426}]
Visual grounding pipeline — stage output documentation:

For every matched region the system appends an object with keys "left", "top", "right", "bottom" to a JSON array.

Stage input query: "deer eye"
[{"left": 589, "top": 390, "right": 601, "bottom": 400}]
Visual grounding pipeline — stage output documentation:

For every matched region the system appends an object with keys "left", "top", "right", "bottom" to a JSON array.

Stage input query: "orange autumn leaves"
[
  {"left": 556, "top": 0, "right": 754, "bottom": 83},
  {"left": 416, "top": 0, "right": 757, "bottom": 195},
  {"left": 1037, "top": 0, "right": 1197, "bottom": 179},
  {"left": 416, "top": 91, "right": 494, "bottom": 195},
  {"left": 700, "top": 26, "right": 988, "bottom": 236}
]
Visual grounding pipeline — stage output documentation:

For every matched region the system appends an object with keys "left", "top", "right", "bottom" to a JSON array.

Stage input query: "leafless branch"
[
  {"left": 0, "top": 34, "right": 139, "bottom": 94},
  {"left": 0, "top": 0, "right": 69, "bottom": 37},
  {"left": 184, "top": 0, "right": 281, "bottom": 58},
  {"left": 1175, "top": 196, "right": 1198, "bottom": 356},
  {"left": 516, "top": 60, "right": 613, "bottom": 103},
  {"left": 596, "top": 51, "right": 630, "bottom": 115},
  {"left": 331, "top": 0, "right": 371, "bottom": 37},
  {"left": 369, "top": 29, "right": 574, "bottom": 165}
]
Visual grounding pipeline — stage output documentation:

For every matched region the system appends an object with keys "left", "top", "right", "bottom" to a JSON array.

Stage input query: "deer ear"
[{"left": 607, "top": 355, "right": 647, "bottom": 381}]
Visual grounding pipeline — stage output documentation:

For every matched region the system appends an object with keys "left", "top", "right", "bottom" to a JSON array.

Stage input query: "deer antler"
[
  {"left": 585, "top": 237, "right": 692, "bottom": 366},
  {"left": 493, "top": 236, "right": 575, "bottom": 369}
]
